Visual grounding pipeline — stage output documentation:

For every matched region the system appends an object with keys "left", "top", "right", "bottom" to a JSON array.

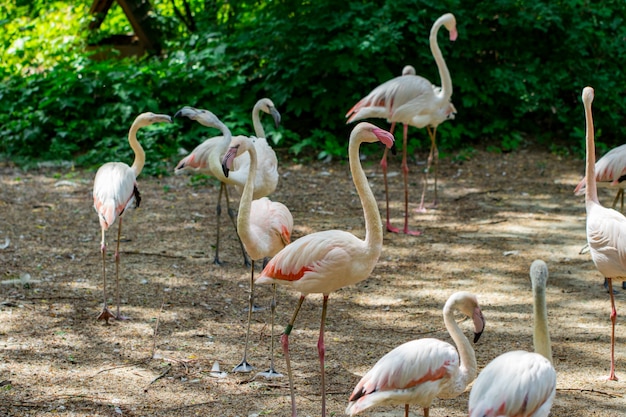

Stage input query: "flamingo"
[
  {"left": 221, "top": 135, "right": 293, "bottom": 376},
  {"left": 255, "top": 122, "right": 395, "bottom": 417},
  {"left": 574, "top": 143, "right": 626, "bottom": 212},
  {"left": 346, "top": 13, "right": 457, "bottom": 235},
  {"left": 468, "top": 260, "right": 556, "bottom": 417},
  {"left": 345, "top": 291, "right": 485, "bottom": 417},
  {"left": 580, "top": 86, "right": 623, "bottom": 381},
  {"left": 174, "top": 105, "right": 279, "bottom": 265},
  {"left": 93, "top": 112, "right": 172, "bottom": 323}
]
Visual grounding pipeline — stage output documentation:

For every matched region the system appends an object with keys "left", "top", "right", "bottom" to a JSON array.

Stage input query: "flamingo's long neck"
[
  {"left": 348, "top": 134, "right": 383, "bottom": 257},
  {"left": 211, "top": 123, "right": 234, "bottom": 183},
  {"left": 443, "top": 302, "right": 477, "bottom": 390},
  {"left": 430, "top": 15, "right": 454, "bottom": 102},
  {"left": 252, "top": 102, "right": 265, "bottom": 138},
  {"left": 129, "top": 121, "right": 146, "bottom": 177},
  {"left": 584, "top": 90, "right": 599, "bottom": 205},
  {"left": 237, "top": 141, "right": 256, "bottom": 248},
  {"left": 532, "top": 274, "right": 553, "bottom": 363}
]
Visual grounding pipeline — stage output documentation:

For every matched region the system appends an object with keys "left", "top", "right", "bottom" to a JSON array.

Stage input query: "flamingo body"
[
  {"left": 581, "top": 87, "right": 622, "bottom": 380},
  {"left": 468, "top": 260, "right": 556, "bottom": 417},
  {"left": 575, "top": 143, "right": 626, "bottom": 211},
  {"left": 93, "top": 112, "right": 172, "bottom": 323},
  {"left": 346, "top": 291, "right": 485, "bottom": 416},
  {"left": 256, "top": 122, "right": 395, "bottom": 417}
]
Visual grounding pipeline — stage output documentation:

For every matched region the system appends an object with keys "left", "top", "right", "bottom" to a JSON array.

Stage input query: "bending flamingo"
[
  {"left": 468, "top": 260, "right": 556, "bottom": 417},
  {"left": 580, "top": 86, "right": 622, "bottom": 381},
  {"left": 222, "top": 135, "right": 293, "bottom": 376},
  {"left": 346, "top": 13, "right": 457, "bottom": 234},
  {"left": 93, "top": 112, "right": 172, "bottom": 323},
  {"left": 256, "top": 122, "right": 395, "bottom": 417},
  {"left": 346, "top": 291, "right": 485, "bottom": 417},
  {"left": 174, "top": 106, "right": 279, "bottom": 265}
]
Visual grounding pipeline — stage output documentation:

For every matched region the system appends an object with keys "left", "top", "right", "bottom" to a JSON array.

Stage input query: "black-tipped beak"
[
  {"left": 473, "top": 330, "right": 483, "bottom": 344},
  {"left": 222, "top": 163, "right": 229, "bottom": 178},
  {"left": 390, "top": 142, "right": 397, "bottom": 156},
  {"left": 174, "top": 106, "right": 197, "bottom": 119},
  {"left": 270, "top": 107, "right": 281, "bottom": 128}
]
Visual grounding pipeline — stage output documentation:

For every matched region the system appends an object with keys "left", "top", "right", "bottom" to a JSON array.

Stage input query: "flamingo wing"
[
  {"left": 246, "top": 197, "right": 293, "bottom": 260},
  {"left": 468, "top": 351, "right": 556, "bottom": 417},
  {"left": 93, "top": 162, "right": 138, "bottom": 230},
  {"left": 586, "top": 202, "right": 626, "bottom": 276},
  {"left": 346, "top": 338, "right": 458, "bottom": 415},
  {"left": 256, "top": 230, "right": 368, "bottom": 294}
]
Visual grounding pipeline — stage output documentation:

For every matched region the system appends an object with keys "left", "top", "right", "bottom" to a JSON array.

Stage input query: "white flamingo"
[
  {"left": 174, "top": 106, "right": 278, "bottom": 265},
  {"left": 221, "top": 135, "right": 293, "bottom": 376},
  {"left": 580, "top": 86, "right": 623, "bottom": 381},
  {"left": 93, "top": 112, "right": 172, "bottom": 323},
  {"left": 468, "top": 260, "right": 556, "bottom": 417},
  {"left": 346, "top": 291, "right": 485, "bottom": 417},
  {"left": 255, "top": 122, "right": 395, "bottom": 417},
  {"left": 346, "top": 13, "right": 457, "bottom": 234}
]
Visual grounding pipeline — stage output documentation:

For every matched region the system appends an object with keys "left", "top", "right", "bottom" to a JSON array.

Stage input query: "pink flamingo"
[
  {"left": 345, "top": 291, "right": 485, "bottom": 417},
  {"left": 93, "top": 112, "right": 172, "bottom": 323},
  {"left": 221, "top": 135, "right": 293, "bottom": 376},
  {"left": 346, "top": 13, "right": 457, "bottom": 235},
  {"left": 581, "top": 86, "right": 622, "bottom": 381},
  {"left": 575, "top": 143, "right": 626, "bottom": 211},
  {"left": 468, "top": 260, "right": 556, "bottom": 417},
  {"left": 255, "top": 122, "right": 395, "bottom": 417},
  {"left": 174, "top": 105, "right": 279, "bottom": 265}
]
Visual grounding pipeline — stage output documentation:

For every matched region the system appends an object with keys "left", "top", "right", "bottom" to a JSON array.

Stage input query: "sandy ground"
[{"left": 0, "top": 146, "right": 625, "bottom": 416}]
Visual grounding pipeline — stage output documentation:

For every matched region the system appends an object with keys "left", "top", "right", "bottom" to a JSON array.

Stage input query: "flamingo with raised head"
[
  {"left": 93, "top": 112, "right": 172, "bottom": 323},
  {"left": 222, "top": 135, "right": 293, "bottom": 376},
  {"left": 174, "top": 106, "right": 278, "bottom": 265},
  {"left": 346, "top": 13, "right": 457, "bottom": 234},
  {"left": 255, "top": 122, "right": 395, "bottom": 417},
  {"left": 468, "top": 260, "right": 556, "bottom": 417},
  {"left": 345, "top": 291, "right": 485, "bottom": 417},
  {"left": 580, "top": 86, "right": 623, "bottom": 381}
]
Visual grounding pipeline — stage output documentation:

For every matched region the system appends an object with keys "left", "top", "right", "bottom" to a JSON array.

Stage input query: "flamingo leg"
[
  {"left": 418, "top": 126, "right": 439, "bottom": 212},
  {"left": 97, "top": 228, "right": 115, "bottom": 324},
  {"left": 424, "top": 406, "right": 430, "bottom": 417},
  {"left": 223, "top": 183, "right": 251, "bottom": 267},
  {"left": 213, "top": 183, "right": 225, "bottom": 265},
  {"left": 258, "top": 283, "right": 283, "bottom": 378},
  {"left": 318, "top": 294, "right": 329, "bottom": 417},
  {"left": 282, "top": 295, "right": 306, "bottom": 417},
  {"left": 399, "top": 123, "right": 421, "bottom": 235},
  {"left": 233, "top": 260, "right": 255, "bottom": 373},
  {"left": 114, "top": 218, "right": 129, "bottom": 321},
  {"left": 382, "top": 123, "right": 399, "bottom": 234},
  {"left": 607, "top": 278, "right": 618, "bottom": 381}
]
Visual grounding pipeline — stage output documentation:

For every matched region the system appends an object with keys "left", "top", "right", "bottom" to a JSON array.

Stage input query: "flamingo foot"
[
  {"left": 607, "top": 372, "right": 618, "bottom": 381},
  {"left": 213, "top": 257, "right": 224, "bottom": 266},
  {"left": 97, "top": 307, "right": 116, "bottom": 324},
  {"left": 414, "top": 205, "right": 427, "bottom": 214},
  {"left": 403, "top": 228, "right": 423, "bottom": 236},
  {"left": 386, "top": 222, "right": 401, "bottom": 234},
  {"left": 115, "top": 313, "right": 131, "bottom": 321},
  {"left": 232, "top": 359, "right": 254, "bottom": 373},
  {"left": 256, "top": 367, "right": 284, "bottom": 379}
]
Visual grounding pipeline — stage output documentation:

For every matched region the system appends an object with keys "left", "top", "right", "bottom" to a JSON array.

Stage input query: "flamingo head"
[
  {"left": 174, "top": 106, "right": 226, "bottom": 132},
  {"left": 446, "top": 291, "right": 485, "bottom": 343},
  {"left": 442, "top": 13, "right": 458, "bottom": 41},
  {"left": 133, "top": 112, "right": 172, "bottom": 128},
  {"left": 221, "top": 135, "right": 251, "bottom": 177},
  {"left": 258, "top": 98, "right": 282, "bottom": 128}
]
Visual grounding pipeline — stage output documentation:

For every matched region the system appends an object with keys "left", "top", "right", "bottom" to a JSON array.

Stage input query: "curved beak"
[
  {"left": 270, "top": 107, "right": 281, "bottom": 128},
  {"left": 174, "top": 106, "right": 200, "bottom": 120}
]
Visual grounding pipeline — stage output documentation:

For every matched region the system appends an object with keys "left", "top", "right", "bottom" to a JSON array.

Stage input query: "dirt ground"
[{"left": 1, "top": 144, "right": 625, "bottom": 417}]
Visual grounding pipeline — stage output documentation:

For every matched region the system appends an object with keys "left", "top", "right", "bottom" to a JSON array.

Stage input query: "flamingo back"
[
  {"left": 468, "top": 351, "right": 556, "bottom": 417},
  {"left": 346, "top": 338, "right": 459, "bottom": 415},
  {"left": 245, "top": 197, "right": 293, "bottom": 260},
  {"left": 256, "top": 229, "right": 377, "bottom": 295},
  {"left": 93, "top": 162, "right": 138, "bottom": 230}
]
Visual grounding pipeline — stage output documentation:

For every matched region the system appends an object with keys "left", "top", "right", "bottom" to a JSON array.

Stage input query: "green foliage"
[{"left": 2, "top": 0, "right": 626, "bottom": 172}]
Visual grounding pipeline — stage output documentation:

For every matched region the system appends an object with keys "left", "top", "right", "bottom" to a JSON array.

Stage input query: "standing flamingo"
[
  {"left": 255, "top": 122, "right": 395, "bottom": 417},
  {"left": 221, "top": 135, "right": 293, "bottom": 376},
  {"left": 174, "top": 106, "right": 279, "bottom": 265},
  {"left": 345, "top": 291, "right": 485, "bottom": 417},
  {"left": 580, "top": 86, "right": 622, "bottom": 381},
  {"left": 346, "top": 13, "right": 457, "bottom": 235},
  {"left": 468, "top": 260, "right": 556, "bottom": 417},
  {"left": 93, "top": 112, "right": 172, "bottom": 323}
]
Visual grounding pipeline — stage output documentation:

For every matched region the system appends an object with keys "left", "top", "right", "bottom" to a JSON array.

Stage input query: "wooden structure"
[{"left": 88, "top": 0, "right": 161, "bottom": 58}]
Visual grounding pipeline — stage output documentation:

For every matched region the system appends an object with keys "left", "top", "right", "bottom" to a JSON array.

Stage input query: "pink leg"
[
  {"left": 399, "top": 124, "right": 421, "bottom": 235},
  {"left": 418, "top": 127, "right": 439, "bottom": 212},
  {"left": 233, "top": 260, "right": 255, "bottom": 373},
  {"left": 607, "top": 278, "right": 618, "bottom": 381},
  {"left": 97, "top": 229, "right": 115, "bottom": 324},
  {"left": 318, "top": 295, "right": 329, "bottom": 417},
  {"left": 382, "top": 123, "right": 399, "bottom": 233},
  {"left": 114, "top": 218, "right": 129, "bottom": 321},
  {"left": 282, "top": 295, "right": 306, "bottom": 417}
]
